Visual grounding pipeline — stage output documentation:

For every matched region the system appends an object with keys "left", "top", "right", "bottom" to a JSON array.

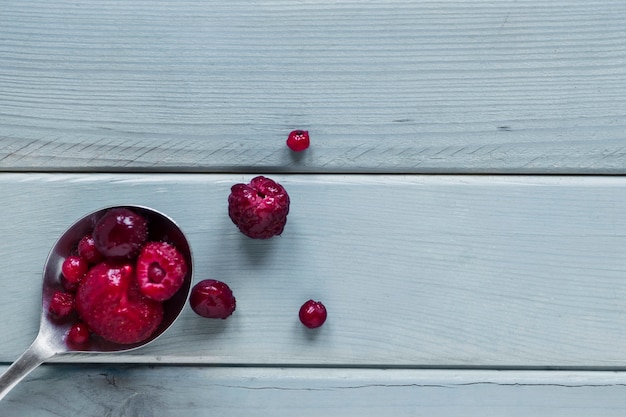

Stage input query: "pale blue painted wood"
[
  {"left": 2, "top": 366, "right": 626, "bottom": 416},
  {"left": 1, "top": 0, "right": 625, "bottom": 172},
  {"left": 2, "top": 0, "right": 626, "bottom": 411},
  {"left": 2, "top": 174, "right": 626, "bottom": 368}
]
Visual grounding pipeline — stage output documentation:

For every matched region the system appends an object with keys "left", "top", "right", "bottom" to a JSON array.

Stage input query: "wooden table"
[{"left": 2, "top": 0, "right": 626, "bottom": 415}]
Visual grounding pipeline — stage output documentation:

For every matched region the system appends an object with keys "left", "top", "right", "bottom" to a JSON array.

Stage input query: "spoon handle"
[{"left": 0, "top": 336, "right": 54, "bottom": 401}]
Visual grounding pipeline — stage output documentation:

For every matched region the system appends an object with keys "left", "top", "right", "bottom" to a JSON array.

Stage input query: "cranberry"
[
  {"left": 67, "top": 322, "right": 91, "bottom": 346},
  {"left": 61, "top": 255, "right": 89, "bottom": 284},
  {"left": 189, "top": 279, "right": 236, "bottom": 319},
  {"left": 48, "top": 291, "right": 75, "bottom": 318},
  {"left": 77, "top": 234, "right": 103, "bottom": 264},
  {"left": 93, "top": 208, "right": 148, "bottom": 259},
  {"left": 62, "top": 276, "right": 79, "bottom": 293},
  {"left": 299, "top": 300, "right": 327, "bottom": 329},
  {"left": 286, "top": 130, "right": 310, "bottom": 152}
]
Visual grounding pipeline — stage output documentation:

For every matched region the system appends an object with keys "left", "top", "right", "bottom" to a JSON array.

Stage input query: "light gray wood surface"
[
  {"left": 2, "top": 173, "right": 626, "bottom": 368},
  {"left": 2, "top": 0, "right": 626, "bottom": 173},
  {"left": 2, "top": 0, "right": 626, "bottom": 414},
  {"left": 2, "top": 367, "right": 626, "bottom": 417}
]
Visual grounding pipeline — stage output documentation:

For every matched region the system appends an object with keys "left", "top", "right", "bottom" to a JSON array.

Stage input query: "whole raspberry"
[
  {"left": 136, "top": 241, "right": 188, "bottom": 301},
  {"left": 286, "top": 130, "right": 310, "bottom": 152},
  {"left": 228, "top": 176, "right": 290, "bottom": 239}
]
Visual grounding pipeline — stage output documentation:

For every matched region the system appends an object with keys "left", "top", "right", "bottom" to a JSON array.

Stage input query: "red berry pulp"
[
  {"left": 286, "top": 130, "right": 310, "bottom": 152},
  {"left": 77, "top": 234, "right": 103, "bottom": 264},
  {"left": 299, "top": 300, "right": 327, "bottom": 329},
  {"left": 76, "top": 262, "right": 164, "bottom": 344},
  {"left": 48, "top": 291, "right": 75, "bottom": 318},
  {"left": 228, "top": 176, "right": 290, "bottom": 239},
  {"left": 62, "top": 276, "right": 79, "bottom": 293},
  {"left": 189, "top": 279, "right": 236, "bottom": 319}
]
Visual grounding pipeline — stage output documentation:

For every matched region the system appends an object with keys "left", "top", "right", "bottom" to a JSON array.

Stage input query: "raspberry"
[
  {"left": 228, "top": 176, "right": 290, "bottom": 239},
  {"left": 61, "top": 255, "right": 89, "bottom": 284},
  {"left": 286, "top": 130, "right": 310, "bottom": 152},
  {"left": 67, "top": 322, "right": 91, "bottom": 346},
  {"left": 299, "top": 300, "right": 327, "bottom": 329},
  {"left": 136, "top": 241, "right": 188, "bottom": 301},
  {"left": 48, "top": 291, "right": 75, "bottom": 318},
  {"left": 189, "top": 279, "right": 236, "bottom": 319},
  {"left": 93, "top": 208, "right": 148, "bottom": 259},
  {"left": 77, "top": 234, "right": 104, "bottom": 264},
  {"left": 75, "top": 262, "right": 163, "bottom": 344}
]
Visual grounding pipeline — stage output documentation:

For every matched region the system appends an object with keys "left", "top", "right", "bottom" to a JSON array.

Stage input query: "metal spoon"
[{"left": 0, "top": 205, "right": 193, "bottom": 401}]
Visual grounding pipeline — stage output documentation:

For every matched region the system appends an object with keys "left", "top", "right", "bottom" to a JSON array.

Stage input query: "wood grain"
[
  {"left": 2, "top": 173, "right": 626, "bottom": 367},
  {"left": 1, "top": 0, "right": 626, "bottom": 173},
  {"left": 2, "top": 366, "right": 626, "bottom": 416}
]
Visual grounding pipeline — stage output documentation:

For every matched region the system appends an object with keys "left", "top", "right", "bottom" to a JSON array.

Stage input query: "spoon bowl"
[{"left": 0, "top": 205, "right": 193, "bottom": 400}]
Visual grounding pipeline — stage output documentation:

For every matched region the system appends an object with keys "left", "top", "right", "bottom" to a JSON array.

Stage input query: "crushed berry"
[
  {"left": 77, "top": 234, "right": 103, "bottom": 264},
  {"left": 48, "top": 291, "right": 75, "bottom": 318}
]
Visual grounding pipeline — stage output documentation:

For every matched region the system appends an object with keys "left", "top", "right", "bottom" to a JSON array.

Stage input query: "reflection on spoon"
[{"left": 0, "top": 206, "right": 193, "bottom": 401}]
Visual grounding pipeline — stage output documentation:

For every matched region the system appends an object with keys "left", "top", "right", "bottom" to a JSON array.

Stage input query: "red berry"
[
  {"left": 136, "top": 241, "right": 188, "bottom": 301},
  {"left": 189, "top": 279, "right": 236, "bottom": 319},
  {"left": 93, "top": 208, "right": 148, "bottom": 259},
  {"left": 299, "top": 300, "right": 327, "bottom": 329},
  {"left": 48, "top": 291, "right": 75, "bottom": 318},
  {"left": 67, "top": 322, "right": 91, "bottom": 346},
  {"left": 61, "top": 276, "right": 79, "bottom": 293},
  {"left": 228, "top": 176, "right": 290, "bottom": 239},
  {"left": 286, "top": 130, "right": 310, "bottom": 152},
  {"left": 61, "top": 255, "right": 89, "bottom": 284},
  {"left": 75, "top": 262, "right": 163, "bottom": 344},
  {"left": 77, "top": 234, "right": 103, "bottom": 264}
]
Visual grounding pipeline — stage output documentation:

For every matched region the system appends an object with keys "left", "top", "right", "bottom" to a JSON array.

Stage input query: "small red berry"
[
  {"left": 77, "top": 234, "right": 103, "bottom": 264},
  {"left": 61, "top": 255, "right": 89, "bottom": 284},
  {"left": 48, "top": 291, "right": 75, "bottom": 318},
  {"left": 286, "top": 130, "right": 310, "bottom": 152},
  {"left": 189, "top": 279, "right": 236, "bottom": 319},
  {"left": 299, "top": 300, "right": 327, "bottom": 329},
  {"left": 61, "top": 276, "right": 79, "bottom": 293},
  {"left": 67, "top": 322, "right": 91, "bottom": 346}
]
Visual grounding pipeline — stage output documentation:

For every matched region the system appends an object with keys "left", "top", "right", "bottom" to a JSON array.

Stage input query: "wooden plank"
[
  {"left": 1, "top": 0, "right": 626, "bottom": 173},
  {"left": 2, "top": 366, "right": 626, "bottom": 416},
  {"left": 1, "top": 173, "right": 626, "bottom": 367}
]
